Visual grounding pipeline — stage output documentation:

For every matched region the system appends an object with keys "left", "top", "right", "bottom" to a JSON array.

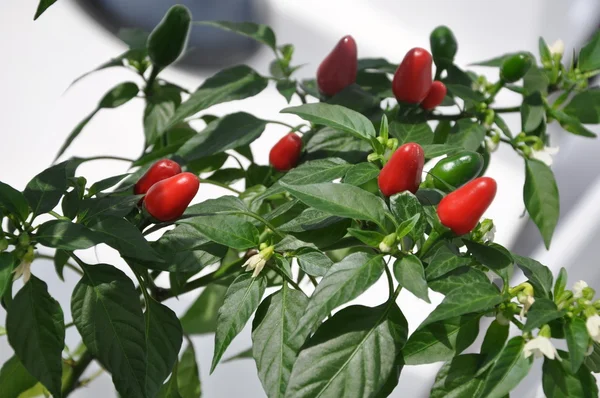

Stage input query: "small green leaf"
[
  {"left": 578, "top": 30, "right": 600, "bottom": 72},
  {"left": 278, "top": 208, "right": 343, "bottom": 234},
  {"left": 512, "top": 254, "right": 554, "bottom": 298},
  {"left": 554, "top": 267, "right": 568, "bottom": 301},
  {"left": 196, "top": 21, "right": 277, "bottom": 51},
  {"left": 36, "top": 220, "right": 102, "bottom": 250},
  {"left": 389, "top": 192, "right": 426, "bottom": 242},
  {"left": 464, "top": 240, "right": 513, "bottom": 270},
  {"left": 396, "top": 214, "right": 422, "bottom": 239},
  {"left": 276, "top": 80, "right": 296, "bottom": 103},
  {"left": 304, "top": 127, "right": 371, "bottom": 164},
  {"left": 180, "top": 283, "right": 227, "bottom": 335},
  {"left": 7, "top": 276, "right": 64, "bottom": 398},
  {"left": 584, "top": 342, "right": 600, "bottom": 373},
  {"left": 389, "top": 122, "right": 433, "bottom": 145},
  {"left": 447, "top": 120, "right": 486, "bottom": 151},
  {"left": 404, "top": 314, "right": 480, "bottom": 365},
  {"left": 71, "top": 263, "right": 147, "bottom": 397},
  {"left": 224, "top": 347, "right": 253, "bottom": 362},
  {"left": 34, "top": 0, "right": 58, "bottom": 20},
  {"left": 564, "top": 88, "right": 600, "bottom": 124},
  {"left": 23, "top": 162, "right": 69, "bottom": 218},
  {"left": 167, "top": 65, "right": 268, "bottom": 130},
  {"left": 147, "top": 5, "right": 192, "bottom": 68},
  {"left": 543, "top": 350, "right": 598, "bottom": 397},
  {"left": 521, "top": 92, "right": 545, "bottom": 132},
  {"left": 295, "top": 248, "right": 334, "bottom": 277},
  {"left": 428, "top": 267, "right": 490, "bottom": 295},
  {"left": 184, "top": 196, "right": 248, "bottom": 215},
  {"left": 539, "top": 37, "right": 552, "bottom": 64},
  {"left": 523, "top": 298, "right": 564, "bottom": 332},
  {"left": 0, "top": 181, "right": 30, "bottom": 222},
  {"left": 347, "top": 228, "right": 386, "bottom": 247},
  {"left": 478, "top": 336, "right": 533, "bottom": 398},
  {"left": 89, "top": 216, "right": 161, "bottom": 262},
  {"left": 179, "top": 214, "right": 259, "bottom": 251},
  {"left": 343, "top": 162, "right": 380, "bottom": 186},
  {"left": 87, "top": 173, "right": 130, "bottom": 197},
  {"left": 211, "top": 273, "right": 266, "bottom": 373},
  {"left": 0, "top": 252, "right": 14, "bottom": 299},
  {"left": 273, "top": 235, "right": 317, "bottom": 252},
  {"left": 177, "top": 346, "right": 201, "bottom": 398},
  {"left": 393, "top": 255, "right": 430, "bottom": 302},
  {"left": 281, "top": 103, "right": 376, "bottom": 141},
  {"left": 430, "top": 354, "right": 487, "bottom": 398},
  {"left": 286, "top": 304, "right": 407, "bottom": 398},
  {"left": 425, "top": 244, "right": 472, "bottom": 281},
  {"left": 78, "top": 195, "right": 142, "bottom": 222},
  {"left": 422, "top": 144, "right": 462, "bottom": 158},
  {"left": 156, "top": 363, "right": 182, "bottom": 398},
  {"left": 481, "top": 320, "right": 510, "bottom": 358},
  {"left": 565, "top": 317, "right": 589, "bottom": 373},
  {"left": 524, "top": 159, "right": 559, "bottom": 249},
  {"left": 0, "top": 356, "right": 38, "bottom": 398},
  {"left": 556, "top": 111, "right": 598, "bottom": 137},
  {"left": 144, "top": 87, "right": 182, "bottom": 145},
  {"left": 177, "top": 113, "right": 267, "bottom": 162},
  {"left": 281, "top": 158, "right": 351, "bottom": 186},
  {"left": 292, "top": 253, "right": 385, "bottom": 343},
  {"left": 446, "top": 84, "right": 485, "bottom": 107},
  {"left": 252, "top": 285, "right": 308, "bottom": 398}
]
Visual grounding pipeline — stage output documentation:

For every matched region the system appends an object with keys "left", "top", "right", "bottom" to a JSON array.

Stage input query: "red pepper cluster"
[{"left": 134, "top": 159, "right": 200, "bottom": 221}]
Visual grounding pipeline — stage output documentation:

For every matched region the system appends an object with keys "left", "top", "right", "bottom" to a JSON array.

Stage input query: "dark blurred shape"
[{"left": 75, "top": 0, "right": 266, "bottom": 68}]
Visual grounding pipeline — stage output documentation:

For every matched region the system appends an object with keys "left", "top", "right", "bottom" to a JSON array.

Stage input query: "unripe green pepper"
[
  {"left": 427, "top": 151, "right": 484, "bottom": 192},
  {"left": 500, "top": 53, "right": 533, "bottom": 83},
  {"left": 147, "top": 5, "right": 192, "bottom": 69},
  {"left": 430, "top": 26, "right": 458, "bottom": 68}
]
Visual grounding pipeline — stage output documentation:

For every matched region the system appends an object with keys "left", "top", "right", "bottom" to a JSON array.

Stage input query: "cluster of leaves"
[{"left": 1, "top": 2, "right": 600, "bottom": 397}]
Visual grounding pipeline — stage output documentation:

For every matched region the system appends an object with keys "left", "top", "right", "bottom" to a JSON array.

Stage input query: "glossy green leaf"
[
  {"left": 393, "top": 255, "right": 430, "bottom": 302},
  {"left": 286, "top": 303, "right": 407, "bottom": 398},
  {"left": 304, "top": 127, "right": 371, "bottom": 164},
  {"left": 180, "top": 283, "right": 228, "bottom": 335},
  {"left": 343, "top": 162, "right": 380, "bottom": 186},
  {"left": 428, "top": 267, "right": 490, "bottom": 295},
  {"left": 295, "top": 248, "right": 334, "bottom": 277},
  {"left": 278, "top": 208, "right": 343, "bottom": 234},
  {"left": 167, "top": 65, "right": 268, "bottom": 130},
  {"left": 71, "top": 264, "right": 147, "bottom": 398},
  {"left": 147, "top": 5, "right": 192, "bottom": 68},
  {"left": 446, "top": 84, "right": 485, "bottom": 107},
  {"left": 252, "top": 285, "right": 308, "bottom": 398},
  {"left": 346, "top": 228, "right": 386, "bottom": 247},
  {"left": 404, "top": 314, "right": 480, "bottom": 365},
  {"left": 224, "top": 348, "right": 253, "bottom": 363},
  {"left": 196, "top": 21, "right": 277, "bottom": 51},
  {"left": 481, "top": 320, "right": 510, "bottom": 358},
  {"left": 523, "top": 67, "right": 550, "bottom": 95},
  {"left": 156, "top": 362, "right": 182, "bottom": 398},
  {"left": 564, "top": 88, "right": 600, "bottom": 124},
  {"left": 144, "top": 87, "right": 182, "bottom": 145},
  {"left": 78, "top": 195, "right": 142, "bottom": 222},
  {"left": 36, "top": 220, "right": 102, "bottom": 250},
  {"left": 273, "top": 235, "right": 317, "bottom": 252},
  {"left": 211, "top": 273, "right": 266, "bottom": 373},
  {"left": 144, "top": 299, "right": 183, "bottom": 398},
  {"left": 281, "top": 182, "right": 388, "bottom": 228},
  {"left": 23, "top": 162, "right": 69, "bottom": 218},
  {"left": 184, "top": 196, "right": 248, "bottom": 215},
  {"left": 447, "top": 120, "right": 486, "bottom": 151},
  {"left": 521, "top": 92, "right": 545, "bottom": 132},
  {"left": 177, "top": 113, "right": 267, "bottom": 162},
  {"left": 281, "top": 158, "right": 351, "bottom": 186},
  {"left": 543, "top": 350, "right": 598, "bottom": 397},
  {"left": 177, "top": 346, "right": 201, "bottom": 398},
  {"left": 464, "top": 240, "right": 512, "bottom": 270},
  {"left": 512, "top": 254, "right": 553, "bottom": 298},
  {"left": 179, "top": 214, "right": 259, "bottom": 251},
  {"left": 0, "top": 356, "right": 38, "bottom": 398},
  {"left": 0, "top": 252, "right": 14, "bottom": 299},
  {"left": 389, "top": 122, "right": 433, "bottom": 145},
  {"left": 89, "top": 216, "right": 160, "bottom": 262},
  {"left": 421, "top": 282, "right": 502, "bottom": 327},
  {"left": 565, "top": 317, "right": 589, "bottom": 373},
  {"left": 425, "top": 244, "right": 472, "bottom": 281},
  {"left": 556, "top": 111, "right": 597, "bottom": 137},
  {"left": 6, "top": 276, "right": 64, "bottom": 398},
  {"left": 0, "top": 181, "right": 29, "bottom": 222},
  {"left": 584, "top": 342, "right": 600, "bottom": 373},
  {"left": 578, "top": 30, "right": 600, "bottom": 72},
  {"left": 87, "top": 173, "right": 130, "bottom": 197},
  {"left": 422, "top": 144, "right": 461, "bottom": 158},
  {"left": 478, "top": 336, "right": 533, "bottom": 398},
  {"left": 282, "top": 103, "right": 376, "bottom": 141},
  {"left": 208, "top": 168, "right": 246, "bottom": 185},
  {"left": 292, "top": 253, "right": 384, "bottom": 343},
  {"left": 524, "top": 159, "right": 559, "bottom": 249},
  {"left": 430, "top": 354, "right": 487, "bottom": 398},
  {"left": 389, "top": 192, "right": 426, "bottom": 242},
  {"left": 523, "top": 298, "right": 564, "bottom": 332}
]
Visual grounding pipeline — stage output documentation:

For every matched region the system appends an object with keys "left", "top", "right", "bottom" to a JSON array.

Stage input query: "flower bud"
[{"left": 378, "top": 233, "right": 397, "bottom": 253}]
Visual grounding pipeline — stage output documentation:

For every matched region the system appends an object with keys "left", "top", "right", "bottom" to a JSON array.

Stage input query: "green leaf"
[
  {"left": 89, "top": 216, "right": 161, "bottom": 262},
  {"left": 53, "top": 249, "right": 69, "bottom": 281},
  {"left": 565, "top": 317, "right": 589, "bottom": 373},
  {"left": 184, "top": 196, "right": 248, "bottom": 215},
  {"left": 278, "top": 208, "right": 343, "bottom": 234},
  {"left": 428, "top": 267, "right": 490, "bottom": 295},
  {"left": 328, "top": 83, "right": 381, "bottom": 111},
  {"left": 524, "top": 159, "right": 559, "bottom": 249},
  {"left": 211, "top": 273, "right": 266, "bottom": 373},
  {"left": 422, "top": 144, "right": 462, "bottom": 158},
  {"left": 346, "top": 228, "right": 386, "bottom": 247},
  {"left": 556, "top": 111, "right": 597, "bottom": 137},
  {"left": 478, "top": 336, "right": 533, "bottom": 398},
  {"left": 554, "top": 267, "right": 568, "bottom": 301},
  {"left": 252, "top": 285, "right": 308, "bottom": 398},
  {"left": 389, "top": 192, "right": 426, "bottom": 242},
  {"left": 71, "top": 264, "right": 147, "bottom": 398},
  {"left": 224, "top": 348, "right": 253, "bottom": 362},
  {"left": 343, "top": 162, "right": 380, "bottom": 186},
  {"left": 147, "top": 5, "right": 192, "bottom": 68},
  {"left": 281, "top": 103, "right": 376, "bottom": 141},
  {"left": 274, "top": 235, "right": 317, "bottom": 252},
  {"left": 523, "top": 298, "right": 564, "bottom": 332},
  {"left": 177, "top": 346, "right": 201, "bottom": 398},
  {"left": 180, "top": 283, "right": 227, "bottom": 335},
  {"left": 144, "top": 87, "right": 182, "bottom": 145},
  {"left": 196, "top": 21, "right": 277, "bottom": 51},
  {"left": 464, "top": 240, "right": 512, "bottom": 270},
  {"left": 447, "top": 120, "right": 486, "bottom": 151},
  {"left": 393, "top": 255, "right": 430, "bottom": 303},
  {"left": 68, "top": 49, "right": 145, "bottom": 89},
  {"left": 0, "top": 181, "right": 29, "bottom": 222},
  {"left": 295, "top": 248, "right": 334, "bottom": 277},
  {"left": 543, "top": 350, "right": 598, "bottom": 397},
  {"left": 404, "top": 314, "right": 480, "bottom": 365},
  {"left": 6, "top": 276, "right": 64, "bottom": 398},
  {"left": 23, "top": 162, "right": 69, "bottom": 218},
  {"left": 144, "top": 299, "right": 183, "bottom": 398},
  {"left": 177, "top": 113, "right": 267, "bottom": 162},
  {"left": 521, "top": 92, "right": 545, "bottom": 132},
  {"left": 34, "top": 0, "right": 57, "bottom": 19},
  {"left": 481, "top": 320, "right": 510, "bottom": 358},
  {"left": 292, "top": 253, "right": 384, "bottom": 343},
  {"left": 167, "top": 65, "right": 268, "bottom": 130},
  {"left": 281, "top": 158, "right": 351, "bottom": 186},
  {"left": 389, "top": 122, "right": 433, "bottom": 145},
  {"left": 36, "top": 220, "right": 102, "bottom": 250},
  {"left": 304, "top": 127, "right": 371, "bottom": 164},
  {"left": 430, "top": 354, "right": 487, "bottom": 398},
  {"left": 156, "top": 362, "right": 182, "bottom": 398},
  {"left": 357, "top": 57, "right": 398, "bottom": 74},
  {"left": 285, "top": 303, "right": 407, "bottom": 398},
  {"left": 78, "top": 195, "right": 142, "bottom": 222},
  {"left": 179, "top": 214, "right": 259, "bottom": 251},
  {"left": 539, "top": 37, "right": 552, "bottom": 64},
  {"left": 471, "top": 53, "right": 519, "bottom": 67},
  {"left": 578, "top": 30, "right": 600, "bottom": 72},
  {"left": 0, "top": 252, "right": 14, "bottom": 299},
  {"left": 425, "top": 244, "right": 472, "bottom": 281},
  {"left": 512, "top": 254, "right": 553, "bottom": 298},
  {"left": 494, "top": 114, "right": 513, "bottom": 139},
  {"left": 584, "top": 342, "right": 600, "bottom": 373},
  {"left": 421, "top": 282, "right": 502, "bottom": 327},
  {"left": 87, "top": 173, "right": 130, "bottom": 197},
  {"left": 208, "top": 168, "right": 246, "bottom": 185},
  {"left": 564, "top": 88, "right": 600, "bottom": 124},
  {"left": 281, "top": 182, "right": 388, "bottom": 228},
  {"left": 446, "top": 84, "right": 485, "bottom": 107},
  {"left": 0, "top": 356, "right": 38, "bottom": 398}
]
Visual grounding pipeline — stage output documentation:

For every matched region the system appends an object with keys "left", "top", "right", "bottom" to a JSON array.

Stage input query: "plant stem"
[
  {"left": 383, "top": 260, "right": 394, "bottom": 300},
  {"left": 62, "top": 350, "right": 94, "bottom": 396},
  {"left": 239, "top": 212, "right": 285, "bottom": 239},
  {"left": 199, "top": 179, "right": 242, "bottom": 194},
  {"left": 268, "top": 263, "right": 303, "bottom": 291},
  {"left": 81, "top": 155, "right": 135, "bottom": 163},
  {"left": 265, "top": 120, "right": 296, "bottom": 130}
]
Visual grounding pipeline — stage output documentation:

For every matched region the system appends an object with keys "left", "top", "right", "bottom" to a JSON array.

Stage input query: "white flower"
[
  {"left": 242, "top": 246, "right": 274, "bottom": 278},
  {"left": 496, "top": 311, "right": 511, "bottom": 326},
  {"left": 549, "top": 39, "right": 565, "bottom": 56},
  {"left": 573, "top": 280, "right": 589, "bottom": 298},
  {"left": 378, "top": 241, "right": 392, "bottom": 253},
  {"left": 12, "top": 260, "right": 32, "bottom": 283},
  {"left": 519, "top": 294, "right": 535, "bottom": 318},
  {"left": 485, "top": 136, "right": 499, "bottom": 152},
  {"left": 531, "top": 146, "right": 559, "bottom": 166},
  {"left": 586, "top": 315, "right": 600, "bottom": 343},
  {"left": 523, "top": 336, "right": 560, "bottom": 360},
  {"left": 483, "top": 226, "right": 496, "bottom": 243}
]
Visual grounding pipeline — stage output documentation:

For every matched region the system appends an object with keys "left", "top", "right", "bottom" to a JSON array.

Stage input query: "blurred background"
[{"left": 1, "top": 0, "right": 600, "bottom": 396}]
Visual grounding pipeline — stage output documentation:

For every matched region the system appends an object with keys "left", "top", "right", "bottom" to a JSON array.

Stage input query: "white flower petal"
[
  {"left": 524, "top": 336, "right": 560, "bottom": 361},
  {"left": 587, "top": 315, "right": 600, "bottom": 343},
  {"left": 573, "top": 280, "right": 588, "bottom": 298},
  {"left": 549, "top": 39, "right": 565, "bottom": 56},
  {"left": 12, "top": 261, "right": 31, "bottom": 283},
  {"left": 251, "top": 259, "right": 266, "bottom": 278}
]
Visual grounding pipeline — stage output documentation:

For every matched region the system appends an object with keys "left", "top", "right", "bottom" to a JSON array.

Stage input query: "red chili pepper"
[
  {"left": 134, "top": 159, "right": 182, "bottom": 195},
  {"left": 270, "top": 133, "right": 303, "bottom": 172},
  {"left": 392, "top": 48, "right": 433, "bottom": 104},
  {"left": 144, "top": 172, "right": 200, "bottom": 221},
  {"left": 420, "top": 81, "right": 447, "bottom": 110},
  {"left": 378, "top": 143, "right": 425, "bottom": 196},
  {"left": 437, "top": 177, "right": 497, "bottom": 235},
  {"left": 317, "top": 35, "right": 358, "bottom": 96}
]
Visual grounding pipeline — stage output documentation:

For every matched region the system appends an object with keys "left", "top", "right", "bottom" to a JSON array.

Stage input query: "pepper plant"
[{"left": 3, "top": 3, "right": 600, "bottom": 397}]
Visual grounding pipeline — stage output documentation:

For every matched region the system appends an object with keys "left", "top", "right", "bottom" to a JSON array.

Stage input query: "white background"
[{"left": 1, "top": 0, "right": 600, "bottom": 397}]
